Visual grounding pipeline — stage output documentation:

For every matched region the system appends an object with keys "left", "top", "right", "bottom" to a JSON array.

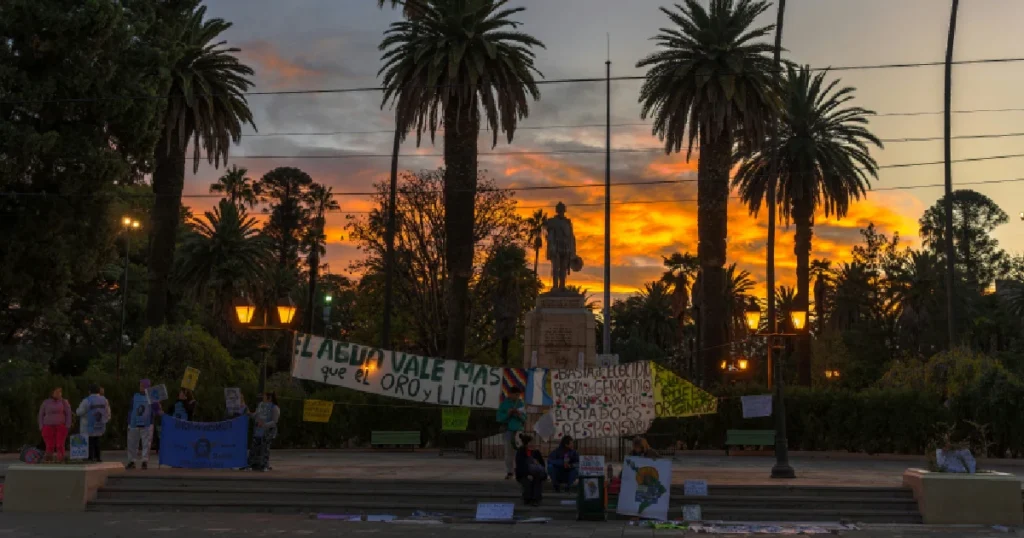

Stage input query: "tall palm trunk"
[
  {"left": 443, "top": 104, "right": 480, "bottom": 362},
  {"left": 792, "top": 198, "right": 813, "bottom": 386},
  {"left": 146, "top": 132, "right": 187, "bottom": 327},
  {"left": 306, "top": 248, "right": 319, "bottom": 334},
  {"left": 533, "top": 248, "right": 540, "bottom": 277},
  {"left": 698, "top": 126, "right": 732, "bottom": 386}
]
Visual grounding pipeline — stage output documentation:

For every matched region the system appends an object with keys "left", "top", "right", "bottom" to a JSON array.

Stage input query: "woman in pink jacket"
[{"left": 38, "top": 387, "right": 73, "bottom": 462}]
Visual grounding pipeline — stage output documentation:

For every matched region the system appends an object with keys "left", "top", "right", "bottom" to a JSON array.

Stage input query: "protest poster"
[
  {"left": 159, "top": 416, "right": 248, "bottom": 469},
  {"left": 69, "top": 434, "right": 88, "bottom": 461},
  {"left": 741, "top": 394, "right": 773, "bottom": 418},
  {"left": 652, "top": 363, "right": 718, "bottom": 418},
  {"left": 683, "top": 479, "right": 708, "bottom": 497},
  {"left": 617, "top": 456, "right": 672, "bottom": 521},
  {"left": 224, "top": 388, "right": 244, "bottom": 416},
  {"left": 579, "top": 455, "right": 606, "bottom": 477},
  {"left": 181, "top": 367, "right": 200, "bottom": 390},
  {"left": 475, "top": 503, "right": 514, "bottom": 521},
  {"left": 290, "top": 333, "right": 504, "bottom": 409},
  {"left": 532, "top": 411, "right": 556, "bottom": 440},
  {"left": 148, "top": 384, "right": 169, "bottom": 402},
  {"left": 303, "top": 399, "right": 334, "bottom": 423},
  {"left": 441, "top": 407, "right": 470, "bottom": 431},
  {"left": 551, "top": 362, "right": 655, "bottom": 439}
]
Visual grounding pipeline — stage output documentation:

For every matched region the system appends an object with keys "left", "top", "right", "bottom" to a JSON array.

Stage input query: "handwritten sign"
[
  {"left": 579, "top": 455, "right": 606, "bottom": 477},
  {"left": 181, "top": 367, "right": 200, "bottom": 390},
  {"left": 441, "top": 407, "right": 470, "bottom": 431},
  {"left": 69, "top": 434, "right": 88, "bottom": 461},
  {"left": 683, "top": 479, "right": 708, "bottom": 497},
  {"left": 551, "top": 362, "right": 655, "bottom": 439},
  {"left": 652, "top": 363, "right": 717, "bottom": 418},
  {"left": 741, "top": 394, "right": 773, "bottom": 418},
  {"left": 302, "top": 399, "right": 334, "bottom": 423},
  {"left": 291, "top": 334, "right": 503, "bottom": 409},
  {"left": 148, "top": 384, "right": 169, "bottom": 402},
  {"left": 475, "top": 503, "right": 515, "bottom": 521},
  {"left": 682, "top": 505, "right": 702, "bottom": 521}
]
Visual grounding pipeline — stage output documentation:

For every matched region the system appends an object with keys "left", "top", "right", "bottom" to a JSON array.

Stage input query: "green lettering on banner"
[
  {"left": 441, "top": 407, "right": 471, "bottom": 431},
  {"left": 333, "top": 341, "right": 350, "bottom": 363},
  {"left": 455, "top": 362, "right": 474, "bottom": 381},
  {"left": 403, "top": 355, "right": 421, "bottom": 377},
  {"left": 316, "top": 338, "right": 333, "bottom": 361},
  {"left": 470, "top": 366, "right": 489, "bottom": 386},
  {"left": 300, "top": 334, "right": 314, "bottom": 357},
  {"left": 391, "top": 352, "right": 409, "bottom": 373},
  {"left": 430, "top": 359, "right": 445, "bottom": 382}
]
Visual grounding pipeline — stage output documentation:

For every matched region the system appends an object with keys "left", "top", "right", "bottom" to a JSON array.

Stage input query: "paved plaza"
[
  {"left": 4, "top": 449, "right": 1020, "bottom": 487},
  {"left": 0, "top": 513, "right": 1019, "bottom": 538}
]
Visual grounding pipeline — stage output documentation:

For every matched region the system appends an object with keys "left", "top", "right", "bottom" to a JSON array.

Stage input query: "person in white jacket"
[{"left": 76, "top": 384, "right": 111, "bottom": 462}]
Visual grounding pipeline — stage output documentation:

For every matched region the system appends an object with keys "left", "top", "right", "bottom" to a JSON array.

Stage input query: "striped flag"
[
  {"left": 525, "top": 368, "right": 553, "bottom": 406},
  {"left": 501, "top": 368, "right": 527, "bottom": 401}
]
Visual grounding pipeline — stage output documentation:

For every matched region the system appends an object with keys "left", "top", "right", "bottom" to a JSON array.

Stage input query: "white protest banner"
[
  {"left": 551, "top": 362, "right": 655, "bottom": 439},
  {"left": 741, "top": 394, "right": 773, "bottom": 418},
  {"left": 617, "top": 456, "right": 672, "bottom": 521},
  {"left": 291, "top": 333, "right": 504, "bottom": 409},
  {"left": 579, "top": 455, "right": 606, "bottom": 477}
]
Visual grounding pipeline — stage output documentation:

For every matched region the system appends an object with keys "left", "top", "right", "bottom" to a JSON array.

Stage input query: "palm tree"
[
  {"left": 176, "top": 200, "right": 271, "bottom": 336},
  {"left": 726, "top": 263, "right": 757, "bottom": 339},
  {"left": 146, "top": 6, "right": 255, "bottom": 327},
  {"left": 810, "top": 259, "right": 834, "bottom": 333},
  {"left": 636, "top": 0, "right": 780, "bottom": 383},
  {"left": 302, "top": 183, "right": 340, "bottom": 334},
  {"left": 660, "top": 252, "right": 699, "bottom": 326},
  {"left": 636, "top": 281, "right": 678, "bottom": 351},
  {"left": 378, "top": 0, "right": 544, "bottom": 361},
  {"left": 210, "top": 165, "right": 259, "bottom": 209},
  {"left": 377, "top": 0, "right": 427, "bottom": 18},
  {"left": 735, "top": 65, "right": 882, "bottom": 384},
  {"left": 526, "top": 209, "right": 548, "bottom": 277}
]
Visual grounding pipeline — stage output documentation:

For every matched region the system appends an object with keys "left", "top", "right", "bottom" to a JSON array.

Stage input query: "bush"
[{"left": 120, "top": 324, "right": 257, "bottom": 393}]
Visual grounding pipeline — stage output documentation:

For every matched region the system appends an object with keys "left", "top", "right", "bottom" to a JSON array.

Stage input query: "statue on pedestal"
[{"left": 544, "top": 202, "right": 583, "bottom": 292}]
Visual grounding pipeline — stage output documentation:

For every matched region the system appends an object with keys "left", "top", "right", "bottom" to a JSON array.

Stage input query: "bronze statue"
[{"left": 544, "top": 202, "right": 583, "bottom": 291}]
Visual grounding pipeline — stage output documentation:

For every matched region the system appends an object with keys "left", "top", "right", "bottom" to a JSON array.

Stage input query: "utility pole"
[
  {"left": 602, "top": 41, "right": 612, "bottom": 356},
  {"left": 942, "top": 0, "right": 960, "bottom": 349},
  {"left": 382, "top": 127, "right": 401, "bottom": 349}
]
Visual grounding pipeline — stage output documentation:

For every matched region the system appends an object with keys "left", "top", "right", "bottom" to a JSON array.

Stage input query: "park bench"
[
  {"left": 370, "top": 430, "right": 420, "bottom": 450},
  {"left": 724, "top": 429, "right": 775, "bottom": 455}
]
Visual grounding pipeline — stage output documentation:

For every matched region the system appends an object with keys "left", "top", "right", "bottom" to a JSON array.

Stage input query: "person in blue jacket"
[
  {"left": 547, "top": 435, "right": 580, "bottom": 492},
  {"left": 76, "top": 384, "right": 110, "bottom": 462},
  {"left": 170, "top": 388, "right": 197, "bottom": 421},
  {"left": 126, "top": 379, "right": 163, "bottom": 470},
  {"left": 496, "top": 387, "right": 526, "bottom": 479}
]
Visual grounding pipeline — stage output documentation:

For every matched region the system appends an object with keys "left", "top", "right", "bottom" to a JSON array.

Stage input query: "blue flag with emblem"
[{"left": 159, "top": 415, "right": 249, "bottom": 469}]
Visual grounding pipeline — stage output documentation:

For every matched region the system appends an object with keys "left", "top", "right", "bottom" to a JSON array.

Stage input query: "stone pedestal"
[
  {"left": 2, "top": 462, "right": 124, "bottom": 512},
  {"left": 902, "top": 468, "right": 1023, "bottom": 525},
  {"left": 523, "top": 292, "right": 597, "bottom": 370}
]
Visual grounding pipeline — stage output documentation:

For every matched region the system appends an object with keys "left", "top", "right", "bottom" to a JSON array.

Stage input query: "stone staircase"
[{"left": 88, "top": 474, "right": 923, "bottom": 523}]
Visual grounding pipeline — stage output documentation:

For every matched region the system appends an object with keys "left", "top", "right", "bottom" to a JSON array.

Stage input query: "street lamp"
[
  {"left": 115, "top": 216, "right": 142, "bottom": 380},
  {"left": 235, "top": 295, "right": 297, "bottom": 392},
  {"left": 745, "top": 303, "right": 807, "bottom": 479}
]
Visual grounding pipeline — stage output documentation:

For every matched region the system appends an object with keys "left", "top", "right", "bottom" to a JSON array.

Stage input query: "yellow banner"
[
  {"left": 441, "top": 407, "right": 470, "bottom": 431},
  {"left": 180, "top": 367, "right": 200, "bottom": 390},
  {"left": 303, "top": 399, "right": 334, "bottom": 423},
  {"left": 652, "top": 363, "right": 717, "bottom": 417}
]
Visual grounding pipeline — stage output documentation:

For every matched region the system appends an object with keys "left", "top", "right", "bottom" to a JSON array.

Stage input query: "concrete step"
[
  {"left": 687, "top": 485, "right": 915, "bottom": 500},
  {"left": 695, "top": 507, "right": 922, "bottom": 524}
]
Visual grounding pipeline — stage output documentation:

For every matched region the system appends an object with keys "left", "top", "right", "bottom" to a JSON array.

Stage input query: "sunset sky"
[{"left": 184, "top": 0, "right": 1024, "bottom": 303}]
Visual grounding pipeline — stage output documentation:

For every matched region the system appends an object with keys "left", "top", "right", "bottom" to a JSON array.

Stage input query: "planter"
[{"left": 902, "top": 468, "right": 1022, "bottom": 525}]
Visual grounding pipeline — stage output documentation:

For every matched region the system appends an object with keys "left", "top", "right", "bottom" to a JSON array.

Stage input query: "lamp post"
[
  {"left": 235, "top": 296, "right": 297, "bottom": 393},
  {"left": 115, "top": 216, "right": 141, "bottom": 380},
  {"left": 745, "top": 302, "right": 806, "bottom": 479}
]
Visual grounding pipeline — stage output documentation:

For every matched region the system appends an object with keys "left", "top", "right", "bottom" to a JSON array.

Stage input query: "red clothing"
[
  {"left": 38, "top": 398, "right": 72, "bottom": 429},
  {"left": 42, "top": 424, "right": 68, "bottom": 459}
]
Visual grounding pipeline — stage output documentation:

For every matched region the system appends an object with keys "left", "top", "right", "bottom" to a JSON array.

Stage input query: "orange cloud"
[{"left": 237, "top": 41, "right": 323, "bottom": 87}]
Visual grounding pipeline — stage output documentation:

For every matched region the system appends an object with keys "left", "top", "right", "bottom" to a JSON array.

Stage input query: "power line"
[{"left": 4, "top": 57, "right": 1024, "bottom": 105}]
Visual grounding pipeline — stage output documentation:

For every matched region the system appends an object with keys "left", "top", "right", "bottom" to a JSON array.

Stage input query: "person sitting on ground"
[
  {"left": 547, "top": 435, "right": 579, "bottom": 492},
  {"left": 515, "top": 435, "right": 547, "bottom": 507}
]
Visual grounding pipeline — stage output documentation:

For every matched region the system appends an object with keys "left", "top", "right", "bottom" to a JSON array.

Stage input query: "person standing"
[
  {"left": 38, "top": 387, "right": 72, "bottom": 463},
  {"left": 76, "top": 384, "right": 111, "bottom": 462},
  {"left": 248, "top": 392, "right": 280, "bottom": 472},
  {"left": 171, "top": 388, "right": 197, "bottom": 421},
  {"left": 515, "top": 435, "right": 547, "bottom": 506},
  {"left": 547, "top": 435, "right": 579, "bottom": 492},
  {"left": 496, "top": 387, "right": 526, "bottom": 479},
  {"left": 126, "top": 379, "right": 162, "bottom": 470}
]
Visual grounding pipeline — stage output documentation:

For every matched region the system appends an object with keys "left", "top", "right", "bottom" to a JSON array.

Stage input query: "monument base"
[
  {"left": 523, "top": 291, "right": 597, "bottom": 370},
  {"left": 2, "top": 462, "right": 124, "bottom": 512}
]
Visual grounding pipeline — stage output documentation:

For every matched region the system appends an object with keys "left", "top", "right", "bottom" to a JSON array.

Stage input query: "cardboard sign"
[
  {"left": 579, "top": 455, "right": 606, "bottom": 477},
  {"left": 741, "top": 394, "right": 773, "bottom": 418},
  {"left": 302, "top": 399, "right": 334, "bottom": 423},
  {"left": 224, "top": 387, "right": 244, "bottom": 416},
  {"left": 69, "top": 434, "right": 89, "bottom": 461},
  {"left": 475, "top": 503, "right": 515, "bottom": 521},
  {"left": 652, "top": 363, "right": 717, "bottom": 418},
  {"left": 441, "top": 407, "right": 470, "bottom": 431},
  {"left": 583, "top": 478, "right": 601, "bottom": 500},
  {"left": 684, "top": 479, "right": 708, "bottom": 497},
  {"left": 148, "top": 384, "right": 169, "bottom": 402},
  {"left": 617, "top": 456, "right": 672, "bottom": 521},
  {"left": 682, "top": 505, "right": 702, "bottom": 521},
  {"left": 181, "top": 367, "right": 200, "bottom": 390},
  {"left": 551, "top": 363, "right": 655, "bottom": 439}
]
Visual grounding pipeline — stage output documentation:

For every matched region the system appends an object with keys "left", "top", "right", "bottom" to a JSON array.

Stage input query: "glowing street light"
[
  {"left": 115, "top": 216, "right": 142, "bottom": 380},
  {"left": 234, "top": 295, "right": 298, "bottom": 392}
]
